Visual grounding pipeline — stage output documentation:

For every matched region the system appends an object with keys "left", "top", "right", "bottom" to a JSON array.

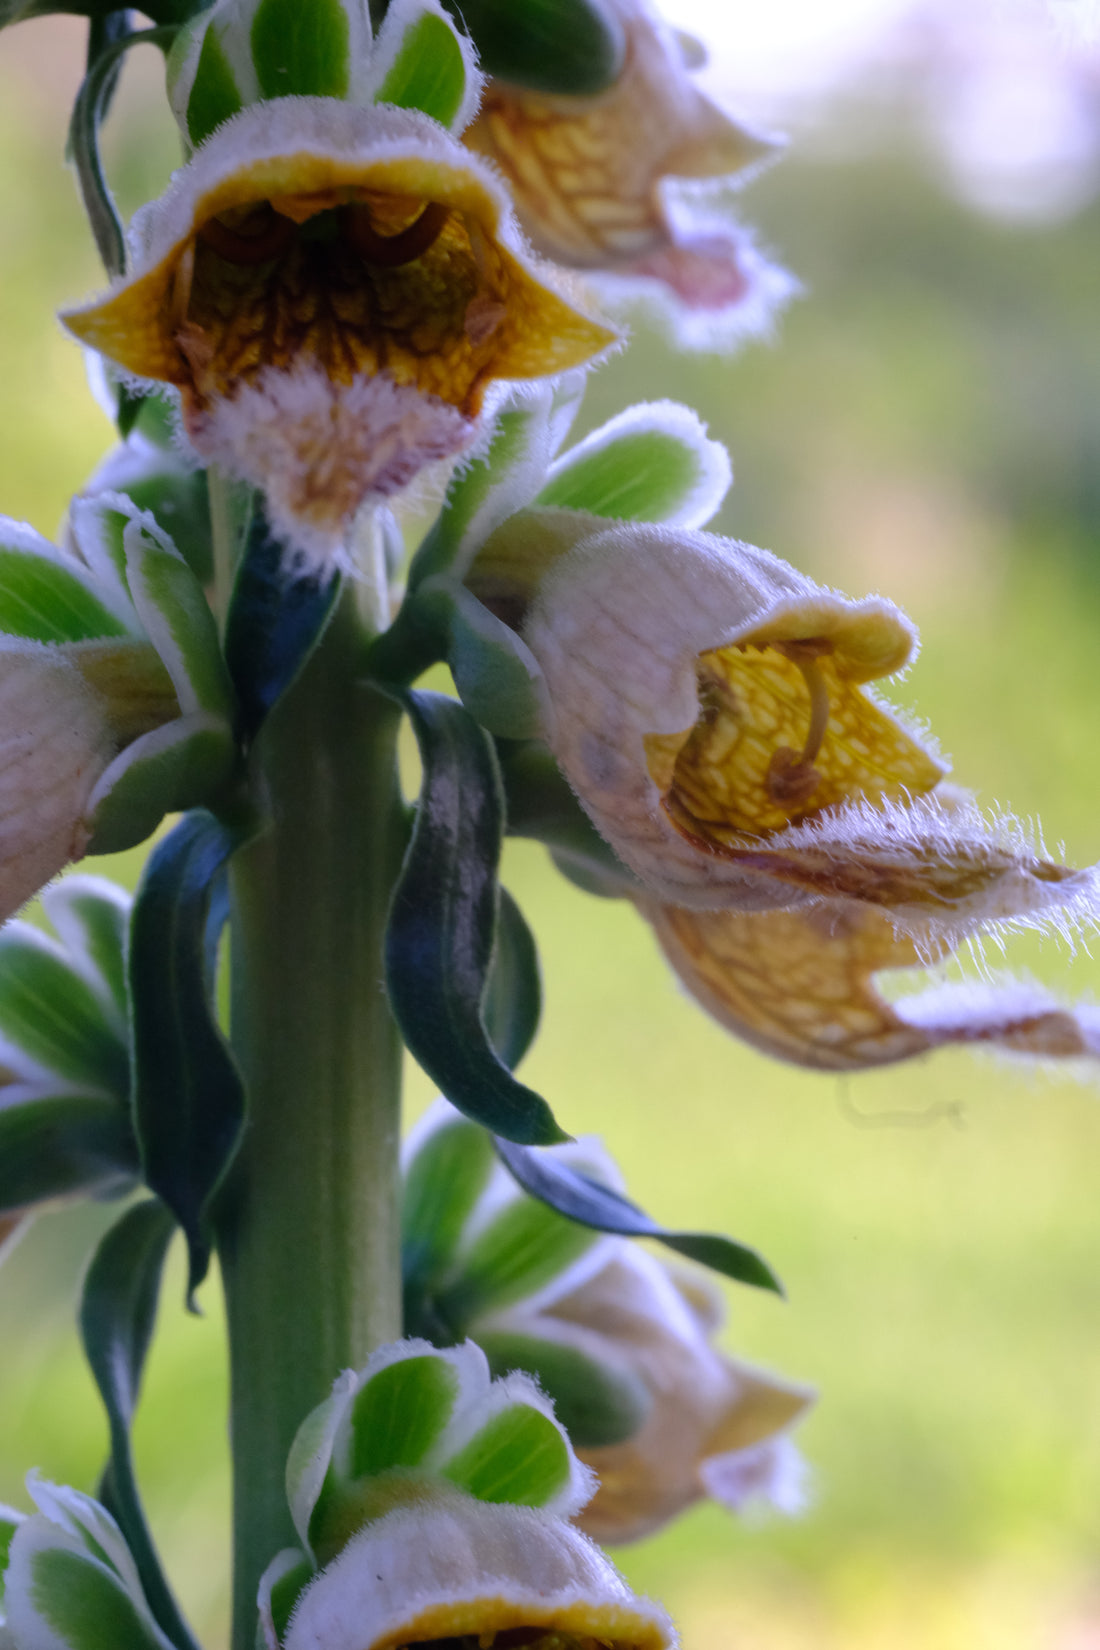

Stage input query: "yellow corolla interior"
[{"left": 644, "top": 635, "right": 946, "bottom": 844}]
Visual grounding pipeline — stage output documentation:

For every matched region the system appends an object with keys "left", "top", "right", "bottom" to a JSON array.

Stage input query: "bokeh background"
[{"left": 3, "top": 4, "right": 1100, "bottom": 1645}]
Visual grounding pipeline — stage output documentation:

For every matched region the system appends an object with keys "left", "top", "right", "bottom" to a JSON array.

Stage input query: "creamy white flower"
[{"left": 285, "top": 1484, "right": 676, "bottom": 1650}]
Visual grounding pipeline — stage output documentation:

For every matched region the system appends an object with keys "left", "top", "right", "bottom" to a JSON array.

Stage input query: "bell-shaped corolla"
[
  {"left": 508, "top": 519, "right": 1099, "bottom": 955},
  {"left": 464, "top": 0, "right": 794, "bottom": 350},
  {"left": 483, "top": 1243, "right": 814, "bottom": 1545},
  {"left": 62, "top": 98, "right": 618, "bottom": 570},
  {"left": 282, "top": 1484, "right": 675, "bottom": 1650}
]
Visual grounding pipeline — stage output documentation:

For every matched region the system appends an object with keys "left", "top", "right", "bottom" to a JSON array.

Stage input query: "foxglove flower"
[
  {"left": 63, "top": 99, "right": 617, "bottom": 570},
  {"left": 647, "top": 896, "right": 1100, "bottom": 1072},
  {"left": 268, "top": 1336, "right": 674, "bottom": 1650},
  {"left": 498, "top": 519, "right": 1099, "bottom": 952},
  {"left": 464, "top": 0, "right": 794, "bottom": 349},
  {"left": 401, "top": 1102, "right": 812, "bottom": 1544}
]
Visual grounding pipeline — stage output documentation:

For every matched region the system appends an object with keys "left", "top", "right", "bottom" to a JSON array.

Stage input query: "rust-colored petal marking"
[
  {"left": 644, "top": 603, "right": 944, "bottom": 843},
  {"left": 649, "top": 897, "right": 1100, "bottom": 1071},
  {"left": 465, "top": 0, "right": 772, "bottom": 270},
  {"left": 62, "top": 100, "right": 617, "bottom": 421}
]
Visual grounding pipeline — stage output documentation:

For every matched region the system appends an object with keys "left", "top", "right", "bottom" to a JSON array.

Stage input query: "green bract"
[
  {"left": 168, "top": 0, "right": 481, "bottom": 146},
  {"left": 279, "top": 1336, "right": 595, "bottom": 1630}
]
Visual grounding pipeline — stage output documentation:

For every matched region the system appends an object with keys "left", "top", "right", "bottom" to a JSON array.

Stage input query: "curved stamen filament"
[
  {"left": 197, "top": 204, "right": 298, "bottom": 264},
  {"left": 766, "top": 640, "right": 833, "bottom": 808},
  {"left": 342, "top": 200, "right": 449, "bottom": 266}
]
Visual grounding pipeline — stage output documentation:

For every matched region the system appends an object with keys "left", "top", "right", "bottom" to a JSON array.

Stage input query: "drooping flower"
[
  {"left": 485, "top": 1243, "right": 814, "bottom": 1545},
  {"left": 463, "top": 0, "right": 794, "bottom": 349},
  {"left": 268, "top": 1335, "right": 675, "bottom": 1650},
  {"left": 63, "top": 98, "right": 618, "bottom": 569},
  {"left": 401, "top": 1101, "right": 813, "bottom": 1544},
  {"left": 491, "top": 518, "right": 1098, "bottom": 952},
  {"left": 646, "top": 896, "right": 1100, "bottom": 1072}
]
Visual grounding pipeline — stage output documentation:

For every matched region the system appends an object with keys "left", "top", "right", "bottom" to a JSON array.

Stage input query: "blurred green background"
[{"left": 3, "top": 13, "right": 1100, "bottom": 1648}]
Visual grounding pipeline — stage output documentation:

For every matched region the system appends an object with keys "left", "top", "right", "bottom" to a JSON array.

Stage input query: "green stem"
[{"left": 215, "top": 587, "right": 406, "bottom": 1649}]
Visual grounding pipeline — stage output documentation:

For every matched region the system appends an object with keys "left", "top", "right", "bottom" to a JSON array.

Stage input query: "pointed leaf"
[
  {"left": 346, "top": 1354, "right": 460, "bottom": 1477},
  {"left": 129, "top": 811, "right": 246, "bottom": 1298},
  {"left": 414, "top": 579, "right": 548, "bottom": 739},
  {"left": 0, "top": 1094, "right": 137, "bottom": 1215},
  {"left": 224, "top": 502, "right": 339, "bottom": 742},
  {"left": 385, "top": 690, "right": 566, "bottom": 1146},
  {"left": 370, "top": 0, "right": 478, "bottom": 130},
  {"left": 0, "top": 537, "right": 130, "bottom": 644},
  {"left": 536, "top": 403, "right": 732, "bottom": 527},
  {"left": 483, "top": 887, "right": 541, "bottom": 1070},
  {"left": 122, "top": 517, "right": 234, "bottom": 720},
  {"left": 40, "top": 878, "right": 131, "bottom": 1023},
  {"left": 0, "top": 929, "right": 128, "bottom": 1095},
  {"left": 80, "top": 1201, "right": 201, "bottom": 1650},
  {"left": 439, "top": 1192, "right": 600, "bottom": 1323},
  {"left": 494, "top": 1138, "right": 784, "bottom": 1295},
  {"left": 440, "top": 1403, "right": 571, "bottom": 1506}
]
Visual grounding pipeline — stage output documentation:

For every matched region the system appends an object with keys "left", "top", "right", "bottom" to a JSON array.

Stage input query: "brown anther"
[
  {"left": 196, "top": 203, "right": 298, "bottom": 265},
  {"left": 765, "top": 639, "right": 833, "bottom": 809},
  {"left": 342, "top": 200, "right": 449, "bottom": 266}
]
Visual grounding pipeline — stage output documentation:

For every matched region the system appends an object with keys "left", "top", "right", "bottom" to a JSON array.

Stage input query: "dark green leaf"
[
  {"left": 441, "top": 0, "right": 624, "bottom": 93},
  {"left": 224, "top": 502, "right": 339, "bottom": 742},
  {"left": 483, "top": 888, "right": 541, "bottom": 1070},
  {"left": 0, "top": 1094, "right": 137, "bottom": 1214},
  {"left": 494, "top": 1138, "right": 784, "bottom": 1295},
  {"left": 80, "top": 1200, "right": 202, "bottom": 1650},
  {"left": 67, "top": 25, "right": 179, "bottom": 279},
  {"left": 129, "top": 810, "right": 246, "bottom": 1300},
  {"left": 385, "top": 691, "right": 566, "bottom": 1145}
]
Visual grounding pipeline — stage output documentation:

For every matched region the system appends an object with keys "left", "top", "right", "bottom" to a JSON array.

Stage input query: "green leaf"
[
  {"left": 183, "top": 20, "right": 244, "bottom": 147},
  {"left": 372, "top": 4, "right": 470, "bottom": 128},
  {"left": 0, "top": 1095, "right": 137, "bottom": 1215},
  {"left": 0, "top": 541, "right": 130, "bottom": 644},
  {"left": 536, "top": 403, "right": 732, "bottom": 527},
  {"left": 250, "top": 0, "right": 351, "bottom": 97},
  {"left": 0, "top": 931, "right": 128, "bottom": 1096},
  {"left": 346, "top": 1355, "right": 460, "bottom": 1477},
  {"left": 402, "top": 1113, "right": 496, "bottom": 1300},
  {"left": 67, "top": 25, "right": 179, "bottom": 280},
  {"left": 385, "top": 691, "right": 566, "bottom": 1146},
  {"left": 483, "top": 887, "right": 541, "bottom": 1070},
  {"left": 129, "top": 811, "right": 247, "bottom": 1299},
  {"left": 41, "top": 878, "right": 131, "bottom": 1022},
  {"left": 438, "top": 1192, "right": 599, "bottom": 1323},
  {"left": 27, "top": 1547, "right": 167, "bottom": 1650},
  {"left": 441, "top": 1403, "right": 570, "bottom": 1506},
  {"left": 86, "top": 718, "right": 238, "bottom": 857},
  {"left": 80, "top": 1201, "right": 202, "bottom": 1650},
  {"left": 224, "top": 502, "right": 339, "bottom": 742},
  {"left": 478, "top": 1330, "right": 649, "bottom": 1447},
  {"left": 123, "top": 518, "right": 234, "bottom": 721},
  {"left": 494, "top": 1138, "right": 785, "bottom": 1296},
  {"left": 440, "top": 0, "right": 624, "bottom": 94},
  {"left": 413, "top": 579, "right": 547, "bottom": 739}
]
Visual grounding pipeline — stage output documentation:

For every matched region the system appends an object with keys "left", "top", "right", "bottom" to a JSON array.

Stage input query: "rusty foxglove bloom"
[
  {"left": 647, "top": 896, "right": 1100, "bottom": 1072},
  {"left": 284, "top": 1486, "right": 675, "bottom": 1650},
  {"left": 490, "top": 1243, "right": 814, "bottom": 1545},
  {"left": 510, "top": 520, "right": 1099, "bottom": 953},
  {"left": 464, "top": 0, "right": 793, "bottom": 349},
  {"left": 63, "top": 99, "right": 617, "bottom": 569}
]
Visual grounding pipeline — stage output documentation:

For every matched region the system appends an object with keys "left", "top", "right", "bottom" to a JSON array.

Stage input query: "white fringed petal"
[{"left": 285, "top": 1488, "right": 676, "bottom": 1650}]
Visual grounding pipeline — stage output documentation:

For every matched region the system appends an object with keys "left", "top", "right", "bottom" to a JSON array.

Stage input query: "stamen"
[
  {"left": 766, "top": 639, "right": 833, "bottom": 809},
  {"left": 197, "top": 203, "right": 298, "bottom": 265},
  {"left": 343, "top": 200, "right": 450, "bottom": 266}
]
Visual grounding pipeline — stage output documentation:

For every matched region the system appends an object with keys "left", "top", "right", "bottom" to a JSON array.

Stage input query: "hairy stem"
[{"left": 215, "top": 584, "right": 406, "bottom": 1648}]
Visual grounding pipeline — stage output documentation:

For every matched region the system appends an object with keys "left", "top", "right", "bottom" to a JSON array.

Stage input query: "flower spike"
[{"left": 62, "top": 99, "right": 618, "bottom": 571}]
